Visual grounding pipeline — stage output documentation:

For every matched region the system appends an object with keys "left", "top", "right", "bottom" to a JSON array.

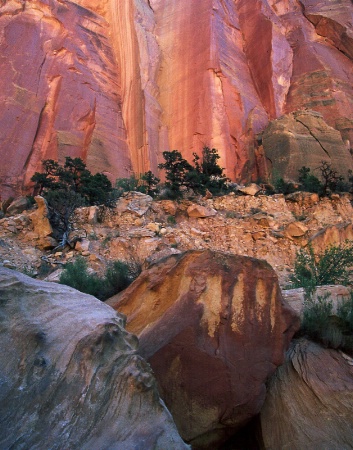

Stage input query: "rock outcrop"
[
  {"left": 1, "top": 0, "right": 353, "bottom": 198},
  {"left": 263, "top": 110, "right": 353, "bottom": 182},
  {"left": 107, "top": 250, "right": 300, "bottom": 448},
  {"left": 260, "top": 338, "right": 353, "bottom": 450},
  {"left": 0, "top": 267, "right": 188, "bottom": 449},
  {"left": 283, "top": 285, "right": 351, "bottom": 317}
]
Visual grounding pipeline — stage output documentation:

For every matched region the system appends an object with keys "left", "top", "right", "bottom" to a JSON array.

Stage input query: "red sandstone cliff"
[{"left": 1, "top": 0, "right": 352, "bottom": 199}]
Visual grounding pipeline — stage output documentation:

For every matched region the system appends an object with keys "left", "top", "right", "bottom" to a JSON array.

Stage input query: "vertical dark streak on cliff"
[
  {"left": 23, "top": 103, "right": 47, "bottom": 173},
  {"left": 36, "top": 55, "right": 47, "bottom": 97}
]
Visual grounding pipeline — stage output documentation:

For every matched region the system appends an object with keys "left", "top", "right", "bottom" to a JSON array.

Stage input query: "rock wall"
[{"left": 1, "top": 0, "right": 353, "bottom": 198}]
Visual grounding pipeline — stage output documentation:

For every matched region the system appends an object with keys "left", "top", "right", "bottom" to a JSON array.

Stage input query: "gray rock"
[{"left": 0, "top": 267, "right": 188, "bottom": 450}]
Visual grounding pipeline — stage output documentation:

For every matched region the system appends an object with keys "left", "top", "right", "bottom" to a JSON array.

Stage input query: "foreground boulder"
[
  {"left": 108, "top": 250, "right": 300, "bottom": 448},
  {"left": 260, "top": 338, "right": 353, "bottom": 449},
  {"left": 0, "top": 268, "right": 188, "bottom": 450}
]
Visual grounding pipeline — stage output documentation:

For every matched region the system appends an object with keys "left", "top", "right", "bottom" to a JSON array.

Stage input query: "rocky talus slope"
[
  {"left": 1, "top": 190, "right": 353, "bottom": 287},
  {"left": 1, "top": 1, "right": 352, "bottom": 197}
]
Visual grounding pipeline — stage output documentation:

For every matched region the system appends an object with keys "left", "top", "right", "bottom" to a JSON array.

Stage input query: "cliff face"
[{"left": 1, "top": 0, "right": 353, "bottom": 198}]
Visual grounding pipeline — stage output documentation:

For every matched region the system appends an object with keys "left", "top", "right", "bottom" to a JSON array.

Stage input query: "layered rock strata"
[
  {"left": 0, "top": 267, "right": 188, "bottom": 449},
  {"left": 107, "top": 250, "right": 300, "bottom": 448},
  {"left": 260, "top": 338, "right": 353, "bottom": 450},
  {"left": 1, "top": 0, "right": 353, "bottom": 198}
]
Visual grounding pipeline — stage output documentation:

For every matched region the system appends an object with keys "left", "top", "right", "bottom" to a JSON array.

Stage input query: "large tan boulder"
[
  {"left": 107, "top": 250, "right": 300, "bottom": 448},
  {"left": 0, "top": 267, "right": 188, "bottom": 450},
  {"left": 263, "top": 110, "right": 353, "bottom": 181},
  {"left": 260, "top": 338, "right": 353, "bottom": 450}
]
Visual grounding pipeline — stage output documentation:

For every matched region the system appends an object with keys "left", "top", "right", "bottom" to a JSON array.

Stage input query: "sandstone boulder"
[
  {"left": 187, "top": 204, "right": 216, "bottom": 218},
  {"left": 238, "top": 183, "right": 262, "bottom": 196},
  {"left": 0, "top": 267, "right": 188, "bottom": 450},
  {"left": 107, "top": 250, "right": 300, "bottom": 449},
  {"left": 116, "top": 192, "right": 153, "bottom": 217},
  {"left": 285, "top": 221, "right": 308, "bottom": 238},
  {"left": 260, "top": 338, "right": 353, "bottom": 450},
  {"left": 263, "top": 111, "right": 353, "bottom": 181},
  {"left": 5, "top": 196, "right": 29, "bottom": 216}
]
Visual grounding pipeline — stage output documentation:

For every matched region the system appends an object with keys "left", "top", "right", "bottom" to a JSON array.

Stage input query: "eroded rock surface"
[
  {"left": 1, "top": 0, "right": 353, "bottom": 198},
  {"left": 260, "top": 338, "right": 353, "bottom": 450},
  {"left": 0, "top": 267, "right": 188, "bottom": 449},
  {"left": 108, "top": 250, "right": 300, "bottom": 448},
  {"left": 263, "top": 110, "right": 353, "bottom": 181}
]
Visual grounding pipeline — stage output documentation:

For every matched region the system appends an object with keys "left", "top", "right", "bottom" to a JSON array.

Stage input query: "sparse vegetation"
[
  {"left": 299, "top": 292, "right": 353, "bottom": 354},
  {"left": 289, "top": 241, "right": 353, "bottom": 297},
  {"left": 157, "top": 147, "right": 229, "bottom": 198},
  {"left": 31, "top": 157, "right": 116, "bottom": 248},
  {"left": 167, "top": 215, "right": 176, "bottom": 225},
  {"left": 59, "top": 257, "right": 140, "bottom": 301}
]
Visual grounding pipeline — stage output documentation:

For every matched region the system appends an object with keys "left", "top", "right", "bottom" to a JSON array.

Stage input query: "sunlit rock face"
[
  {"left": 0, "top": 0, "right": 131, "bottom": 200},
  {"left": 1, "top": 0, "right": 352, "bottom": 199},
  {"left": 108, "top": 250, "right": 300, "bottom": 448}
]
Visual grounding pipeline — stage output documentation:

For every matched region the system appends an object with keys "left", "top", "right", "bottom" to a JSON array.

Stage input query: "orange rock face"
[
  {"left": 108, "top": 250, "right": 300, "bottom": 448},
  {"left": 1, "top": 0, "right": 353, "bottom": 198}
]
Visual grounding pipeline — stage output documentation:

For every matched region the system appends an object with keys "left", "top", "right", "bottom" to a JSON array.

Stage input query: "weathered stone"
[
  {"left": 2, "top": 0, "right": 353, "bottom": 199},
  {"left": 285, "top": 221, "right": 308, "bottom": 238},
  {"left": 2, "top": 260, "right": 15, "bottom": 269},
  {"left": 116, "top": 192, "right": 153, "bottom": 217},
  {"left": 263, "top": 111, "right": 353, "bottom": 182},
  {"left": 159, "top": 200, "right": 178, "bottom": 216},
  {"left": 6, "top": 196, "right": 29, "bottom": 216},
  {"left": 75, "top": 238, "right": 90, "bottom": 253},
  {"left": 146, "top": 222, "right": 161, "bottom": 233},
  {"left": 260, "top": 338, "right": 353, "bottom": 450},
  {"left": 309, "top": 222, "right": 353, "bottom": 253},
  {"left": 187, "top": 204, "right": 216, "bottom": 218},
  {"left": 251, "top": 231, "right": 267, "bottom": 240},
  {"left": 238, "top": 183, "right": 262, "bottom": 196},
  {"left": 87, "top": 206, "right": 99, "bottom": 224},
  {"left": 28, "top": 196, "right": 53, "bottom": 242},
  {"left": 0, "top": 267, "right": 188, "bottom": 449},
  {"left": 107, "top": 250, "right": 299, "bottom": 448}
]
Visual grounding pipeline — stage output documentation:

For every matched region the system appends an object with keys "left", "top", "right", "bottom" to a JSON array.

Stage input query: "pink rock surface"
[{"left": 1, "top": 0, "right": 352, "bottom": 198}]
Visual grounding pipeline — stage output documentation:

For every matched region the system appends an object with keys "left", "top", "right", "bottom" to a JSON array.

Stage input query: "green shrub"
[
  {"left": 60, "top": 257, "right": 103, "bottom": 298},
  {"left": 158, "top": 147, "right": 229, "bottom": 198},
  {"left": 301, "top": 293, "right": 334, "bottom": 341},
  {"left": 167, "top": 215, "right": 176, "bottom": 225},
  {"left": 115, "top": 175, "right": 140, "bottom": 194},
  {"left": 300, "top": 293, "right": 353, "bottom": 353},
  {"left": 289, "top": 241, "right": 353, "bottom": 297},
  {"left": 298, "top": 166, "right": 323, "bottom": 194},
  {"left": 31, "top": 157, "right": 116, "bottom": 247},
  {"left": 59, "top": 257, "right": 139, "bottom": 301},
  {"left": 274, "top": 178, "right": 297, "bottom": 195},
  {"left": 337, "top": 293, "right": 353, "bottom": 333}
]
